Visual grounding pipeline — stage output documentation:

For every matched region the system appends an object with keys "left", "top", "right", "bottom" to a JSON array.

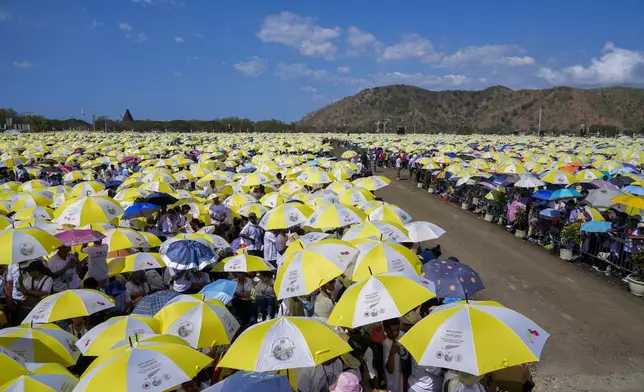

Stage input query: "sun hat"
[{"left": 331, "top": 372, "right": 362, "bottom": 392}]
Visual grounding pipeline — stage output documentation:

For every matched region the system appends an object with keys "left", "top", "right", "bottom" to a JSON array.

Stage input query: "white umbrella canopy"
[{"left": 403, "top": 221, "right": 446, "bottom": 242}]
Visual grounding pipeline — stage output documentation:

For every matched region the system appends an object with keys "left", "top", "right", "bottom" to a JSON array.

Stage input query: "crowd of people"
[{"left": 0, "top": 133, "right": 547, "bottom": 392}]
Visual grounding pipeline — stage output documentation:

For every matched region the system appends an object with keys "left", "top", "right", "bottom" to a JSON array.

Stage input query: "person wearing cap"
[{"left": 240, "top": 213, "right": 264, "bottom": 257}]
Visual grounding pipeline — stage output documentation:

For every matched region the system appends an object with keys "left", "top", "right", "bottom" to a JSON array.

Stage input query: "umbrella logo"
[
  {"left": 526, "top": 328, "right": 540, "bottom": 343},
  {"left": 177, "top": 321, "right": 195, "bottom": 338},
  {"left": 288, "top": 212, "right": 299, "bottom": 223},
  {"left": 106, "top": 205, "right": 116, "bottom": 215},
  {"left": 19, "top": 242, "right": 35, "bottom": 256},
  {"left": 271, "top": 337, "right": 295, "bottom": 361}
]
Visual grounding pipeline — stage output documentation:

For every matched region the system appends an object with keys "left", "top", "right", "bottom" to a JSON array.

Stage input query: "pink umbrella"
[{"left": 55, "top": 230, "right": 106, "bottom": 247}]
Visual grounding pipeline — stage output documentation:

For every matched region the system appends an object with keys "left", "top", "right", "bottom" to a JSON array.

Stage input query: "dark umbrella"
[
  {"left": 104, "top": 180, "right": 123, "bottom": 189},
  {"left": 421, "top": 259, "right": 484, "bottom": 298},
  {"left": 144, "top": 192, "right": 178, "bottom": 206},
  {"left": 610, "top": 176, "right": 634, "bottom": 187},
  {"left": 205, "top": 371, "right": 291, "bottom": 392},
  {"left": 132, "top": 290, "right": 182, "bottom": 316},
  {"left": 160, "top": 239, "right": 217, "bottom": 270}
]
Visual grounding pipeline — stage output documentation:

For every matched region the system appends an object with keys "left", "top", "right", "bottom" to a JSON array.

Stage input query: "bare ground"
[{"left": 372, "top": 168, "right": 644, "bottom": 392}]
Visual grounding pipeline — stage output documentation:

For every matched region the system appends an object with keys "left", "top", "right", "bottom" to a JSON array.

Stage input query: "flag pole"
[{"left": 538, "top": 107, "right": 542, "bottom": 135}]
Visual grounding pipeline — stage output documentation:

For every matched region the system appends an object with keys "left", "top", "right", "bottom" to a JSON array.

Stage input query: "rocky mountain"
[{"left": 299, "top": 85, "right": 644, "bottom": 134}]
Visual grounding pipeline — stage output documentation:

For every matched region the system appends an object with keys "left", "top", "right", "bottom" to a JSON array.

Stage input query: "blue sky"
[{"left": 1, "top": 0, "right": 644, "bottom": 122}]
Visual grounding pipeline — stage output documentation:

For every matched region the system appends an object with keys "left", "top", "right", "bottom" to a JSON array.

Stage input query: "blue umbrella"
[
  {"left": 539, "top": 208, "right": 561, "bottom": 218},
  {"left": 580, "top": 221, "right": 611, "bottom": 233},
  {"left": 549, "top": 189, "right": 582, "bottom": 200},
  {"left": 104, "top": 180, "right": 123, "bottom": 189},
  {"left": 200, "top": 279, "right": 237, "bottom": 304},
  {"left": 161, "top": 239, "right": 217, "bottom": 270},
  {"left": 132, "top": 290, "right": 182, "bottom": 316},
  {"left": 623, "top": 185, "right": 644, "bottom": 196},
  {"left": 122, "top": 202, "right": 160, "bottom": 219},
  {"left": 239, "top": 165, "right": 257, "bottom": 173},
  {"left": 531, "top": 189, "right": 553, "bottom": 200},
  {"left": 204, "top": 372, "right": 291, "bottom": 392},
  {"left": 304, "top": 160, "right": 319, "bottom": 166},
  {"left": 421, "top": 259, "right": 484, "bottom": 298}
]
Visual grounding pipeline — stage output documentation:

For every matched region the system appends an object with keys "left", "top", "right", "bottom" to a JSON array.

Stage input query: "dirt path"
[{"left": 370, "top": 167, "right": 644, "bottom": 391}]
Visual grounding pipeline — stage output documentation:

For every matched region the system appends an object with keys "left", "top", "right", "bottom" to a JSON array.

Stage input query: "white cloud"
[
  {"left": 173, "top": 71, "right": 182, "bottom": 76},
  {"left": 130, "top": 32, "right": 147, "bottom": 43},
  {"left": 379, "top": 34, "right": 440, "bottom": 62},
  {"left": 537, "top": 42, "right": 644, "bottom": 85},
  {"left": 132, "top": 0, "right": 153, "bottom": 3},
  {"left": 90, "top": 20, "right": 102, "bottom": 29},
  {"left": 175, "top": 36, "right": 185, "bottom": 43},
  {"left": 301, "top": 86, "right": 317, "bottom": 93},
  {"left": 192, "top": 32, "right": 204, "bottom": 39},
  {"left": 234, "top": 57, "right": 267, "bottom": 77},
  {"left": 187, "top": 56, "right": 200, "bottom": 61},
  {"left": 369, "top": 72, "right": 475, "bottom": 88},
  {"left": 337, "top": 66, "right": 350, "bottom": 73},
  {"left": 13, "top": 61, "right": 35, "bottom": 69},
  {"left": 346, "top": 26, "right": 378, "bottom": 56},
  {"left": 440, "top": 44, "right": 534, "bottom": 68},
  {"left": 119, "top": 22, "right": 132, "bottom": 32},
  {"left": 0, "top": 8, "right": 12, "bottom": 21},
  {"left": 275, "top": 63, "right": 329, "bottom": 80},
  {"left": 258, "top": 11, "right": 341, "bottom": 59}
]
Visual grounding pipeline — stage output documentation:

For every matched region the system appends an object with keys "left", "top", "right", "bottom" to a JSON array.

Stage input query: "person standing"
[
  {"left": 382, "top": 318, "right": 409, "bottom": 392},
  {"left": 47, "top": 246, "right": 80, "bottom": 293},
  {"left": 240, "top": 213, "right": 263, "bottom": 257},
  {"left": 81, "top": 240, "right": 109, "bottom": 286},
  {"left": 263, "top": 230, "right": 280, "bottom": 269},
  {"left": 395, "top": 155, "right": 403, "bottom": 180}
]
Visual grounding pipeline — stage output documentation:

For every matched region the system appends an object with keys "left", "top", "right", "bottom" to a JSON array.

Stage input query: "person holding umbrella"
[
  {"left": 47, "top": 246, "right": 80, "bottom": 293},
  {"left": 240, "top": 213, "right": 263, "bottom": 257}
]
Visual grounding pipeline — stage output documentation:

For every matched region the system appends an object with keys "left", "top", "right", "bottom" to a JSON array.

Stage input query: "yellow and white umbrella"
[
  {"left": 224, "top": 193, "right": 257, "bottom": 207},
  {"left": 274, "top": 239, "right": 358, "bottom": 299},
  {"left": 541, "top": 170, "right": 576, "bottom": 185},
  {"left": 155, "top": 295, "right": 240, "bottom": 349},
  {"left": 76, "top": 315, "right": 160, "bottom": 356},
  {"left": 327, "top": 273, "right": 436, "bottom": 328},
  {"left": 341, "top": 221, "right": 410, "bottom": 242},
  {"left": 113, "top": 188, "right": 151, "bottom": 202},
  {"left": 10, "top": 193, "right": 52, "bottom": 211},
  {"left": 139, "top": 181, "right": 176, "bottom": 194},
  {"left": 234, "top": 202, "right": 269, "bottom": 218},
  {"left": 347, "top": 238, "right": 422, "bottom": 280},
  {"left": 22, "top": 289, "right": 115, "bottom": 324},
  {"left": 306, "top": 203, "right": 366, "bottom": 229},
  {"left": 102, "top": 228, "right": 150, "bottom": 251},
  {"left": 218, "top": 317, "right": 351, "bottom": 371},
  {"left": 238, "top": 172, "right": 272, "bottom": 187},
  {"left": 337, "top": 187, "right": 375, "bottom": 206},
  {"left": 12, "top": 207, "right": 54, "bottom": 221},
  {"left": 107, "top": 252, "right": 166, "bottom": 276},
  {"left": 259, "top": 203, "right": 313, "bottom": 230},
  {"left": 0, "top": 324, "right": 81, "bottom": 367},
  {"left": 298, "top": 170, "right": 332, "bottom": 185},
  {"left": 326, "top": 180, "right": 353, "bottom": 194},
  {"left": 399, "top": 301, "right": 550, "bottom": 376},
  {"left": 366, "top": 204, "right": 412, "bottom": 226},
  {"left": 0, "top": 347, "right": 28, "bottom": 386},
  {"left": 575, "top": 168, "right": 604, "bottom": 182},
  {"left": 0, "top": 228, "right": 62, "bottom": 265},
  {"left": 54, "top": 196, "right": 123, "bottom": 227},
  {"left": 214, "top": 253, "right": 275, "bottom": 272},
  {"left": 259, "top": 192, "right": 293, "bottom": 208},
  {"left": 73, "top": 341, "right": 212, "bottom": 392},
  {"left": 69, "top": 181, "right": 106, "bottom": 198},
  {"left": 341, "top": 151, "right": 357, "bottom": 159},
  {"left": 352, "top": 176, "right": 391, "bottom": 190},
  {"left": 0, "top": 362, "right": 78, "bottom": 392},
  {"left": 142, "top": 172, "right": 176, "bottom": 184},
  {"left": 18, "top": 180, "right": 49, "bottom": 192}
]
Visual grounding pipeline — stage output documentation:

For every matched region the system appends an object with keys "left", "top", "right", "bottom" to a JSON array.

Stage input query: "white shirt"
[
  {"left": 47, "top": 254, "right": 80, "bottom": 292},
  {"left": 313, "top": 290, "right": 334, "bottom": 319},
  {"left": 395, "top": 157, "right": 402, "bottom": 169},
  {"left": 263, "top": 231, "right": 279, "bottom": 261},
  {"left": 190, "top": 272, "right": 211, "bottom": 287},
  {"left": 82, "top": 244, "right": 109, "bottom": 282},
  {"left": 233, "top": 278, "right": 253, "bottom": 299},
  {"left": 363, "top": 346, "right": 378, "bottom": 380},
  {"left": 409, "top": 358, "right": 443, "bottom": 392},
  {"left": 275, "top": 233, "right": 286, "bottom": 253},
  {"left": 23, "top": 274, "right": 53, "bottom": 297},
  {"left": 240, "top": 222, "right": 263, "bottom": 251},
  {"left": 160, "top": 213, "right": 175, "bottom": 233},
  {"left": 6, "top": 264, "right": 25, "bottom": 301},
  {"left": 125, "top": 281, "right": 149, "bottom": 303},
  {"left": 383, "top": 331, "right": 409, "bottom": 392},
  {"left": 297, "top": 359, "right": 342, "bottom": 392},
  {"left": 168, "top": 268, "right": 192, "bottom": 293}
]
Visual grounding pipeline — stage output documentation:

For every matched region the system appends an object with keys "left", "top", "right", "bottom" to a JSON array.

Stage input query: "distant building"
[{"left": 122, "top": 109, "right": 134, "bottom": 122}]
